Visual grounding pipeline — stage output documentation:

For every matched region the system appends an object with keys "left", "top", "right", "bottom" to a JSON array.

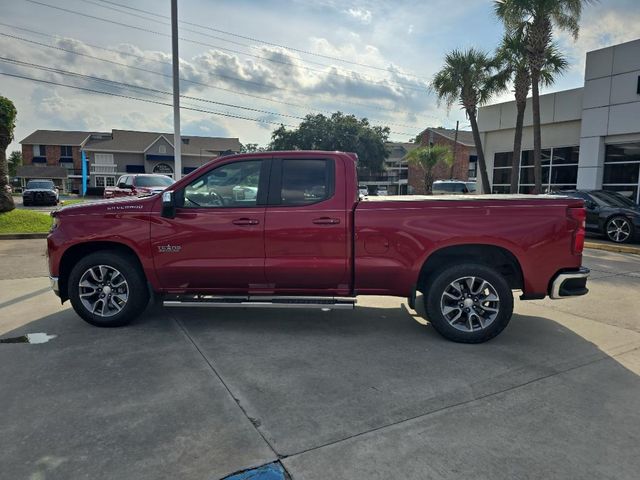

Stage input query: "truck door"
[
  {"left": 150, "top": 158, "right": 270, "bottom": 291},
  {"left": 264, "top": 157, "right": 349, "bottom": 292}
]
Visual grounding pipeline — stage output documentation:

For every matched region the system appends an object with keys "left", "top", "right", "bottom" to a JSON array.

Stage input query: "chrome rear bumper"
[{"left": 550, "top": 267, "right": 590, "bottom": 299}]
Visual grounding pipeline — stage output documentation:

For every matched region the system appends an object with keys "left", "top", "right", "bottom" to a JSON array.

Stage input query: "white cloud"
[{"left": 346, "top": 7, "right": 372, "bottom": 24}]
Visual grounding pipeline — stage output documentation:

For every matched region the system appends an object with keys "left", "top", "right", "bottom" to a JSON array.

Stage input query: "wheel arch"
[
  {"left": 58, "top": 241, "right": 146, "bottom": 302},
  {"left": 417, "top": 244, "right": 524, "bottom": 293}
]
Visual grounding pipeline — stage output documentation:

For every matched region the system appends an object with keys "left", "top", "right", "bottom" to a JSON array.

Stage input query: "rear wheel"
[
  {"left": 423, "top": 263, "right": 513, "bottom": 343},
  {"left": 605, "top": 216, "right": 633, "bottom": 244},
  {"left": 68, "top": 251, "right": 149, "bottom": 327}
]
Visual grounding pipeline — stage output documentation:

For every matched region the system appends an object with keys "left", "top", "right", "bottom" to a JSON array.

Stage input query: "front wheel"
[
  {"left": 605, "top": 216, "right": 633, "bottom": 244},
  {"left": 68, "top": 251, "right": 149, "bottom": 327},
  {"left": 423, "top": 263, "right": 514, "bottom": 343}
]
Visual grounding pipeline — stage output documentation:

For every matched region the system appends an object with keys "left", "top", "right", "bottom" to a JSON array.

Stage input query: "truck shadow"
[{"left": 1, "top": 301, "right": 640, "bottom": 478}]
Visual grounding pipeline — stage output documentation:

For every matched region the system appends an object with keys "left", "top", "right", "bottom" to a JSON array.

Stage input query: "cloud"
[{"left": 346, "top": 7, "right": 372, "bottom": 24}]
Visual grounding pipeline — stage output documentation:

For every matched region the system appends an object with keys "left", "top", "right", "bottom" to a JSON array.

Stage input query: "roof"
[
  {"left": 16, "top": 165, "right": 68, "bottom": 178},
  {"left": 20, "top": 130, "right": 96, "bottom": 146},
  {"left": 20, "top": 129, "right": 241, "bottom": 155},
  {"left": 83, "top": 130, "right": 240, "bottom": 155},
  {"left": 418, "top": 127, "right": 475, "bottom": 147}
]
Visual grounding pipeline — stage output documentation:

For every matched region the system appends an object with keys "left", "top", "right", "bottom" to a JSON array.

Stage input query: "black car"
[
  {"left": 22, "top": 179, "right": 59, "bottom": 206},
  {"left": 559, "top": 190, "right": 640, "bottom": 244}
]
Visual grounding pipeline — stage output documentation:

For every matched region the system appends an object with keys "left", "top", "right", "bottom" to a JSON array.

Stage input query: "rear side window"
[{"left": 280, "top": 159, "right": 333, "bottom": 206}]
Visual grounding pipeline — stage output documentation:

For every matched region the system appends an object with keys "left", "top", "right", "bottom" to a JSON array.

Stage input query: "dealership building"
[{"left": 479, "top": 38, "right": 640, "bottom": 202}]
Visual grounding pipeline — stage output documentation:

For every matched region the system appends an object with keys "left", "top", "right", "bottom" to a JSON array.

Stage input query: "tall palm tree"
[
  {"left": 494, "top": 0, "right": 595, "bottom": 193},
  {"left": 406, "top": 145, "right": 453, "bottom": 194},
  {"left": 495, "top": 30, "right": 567, "bottom": 193},
  {"left": 432, "top": 49, "right": 501, "bottom": 194}
]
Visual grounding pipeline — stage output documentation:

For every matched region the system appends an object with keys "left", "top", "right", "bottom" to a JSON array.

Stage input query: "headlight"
[{"left": 50, "top": 216, "right": 60, "bottom": 231}]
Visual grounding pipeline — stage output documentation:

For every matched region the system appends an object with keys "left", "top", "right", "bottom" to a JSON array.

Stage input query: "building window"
[
  {"left": 96, "top": 177, "right": 105, "bottom": 187},
  {"left": 518, "top": 147, "right": 578, "bottom": 194},
  {"left": 491, "top": 152, "right": 513, "bottom": 193},
  {"left": 468, "top": 155, "right": 477, "bottom": 179},
  {"left": 60, "top": 146, "right": 73, "bottom": 157},
  {"left": 159, "top": 145, "right": 167, "bottom": 154},
  {"left": 33, "top": 145, "right": 46, "bottom": 157},
  {"left": 603, "top": 143, "right": 640, "bottom": 203},
  {"left": 106, "top": 177, "right": 116, "bottom": 187}
]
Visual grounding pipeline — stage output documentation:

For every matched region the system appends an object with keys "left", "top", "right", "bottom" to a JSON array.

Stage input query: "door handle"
[
  {"left": 312, "top": 217, "right": 340, "bottom": 225},
  {"left": 232, "top": 218, "right": 260, "bottom": 225}
]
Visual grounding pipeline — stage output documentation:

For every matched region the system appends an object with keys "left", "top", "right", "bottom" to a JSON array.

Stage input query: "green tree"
[
  {"left": 431, "top": 49, "right": 502, "bottom": 194},
  {"left": 406, "top": 145, "right": 453, "bottom": 194},
  {"left": 495, "top": 29, "right": 567, "bottom": 193},
  {"left": 240, "top": 143, "right": 266, "bottom": 153},
  {"left": 8, "top": 150, "right": 22, "bottom": 178},
  {"left": 494, "top": 0, "right": 595, "bottom": 193},
  {"left": 0, "top": 96, "right": 17, "bottom": 212},
  {"left": 269, "top": 112, "right": 390, "bottom": 174}
]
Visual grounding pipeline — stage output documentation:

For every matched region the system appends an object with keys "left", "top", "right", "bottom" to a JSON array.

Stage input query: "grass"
[
  {"left": 60, "top": 198, "right": 87, "bottom": 206},
  {"left": 0, "top": 209, "right": 52, "bottom": 234}
]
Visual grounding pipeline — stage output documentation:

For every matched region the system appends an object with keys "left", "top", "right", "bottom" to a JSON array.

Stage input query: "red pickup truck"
[{"left": 48, "top": 151, "right": 589, "bottom": 343}]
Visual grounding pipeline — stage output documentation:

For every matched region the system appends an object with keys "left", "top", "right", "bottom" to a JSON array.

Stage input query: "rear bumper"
[{"left": 549, "top": 267, "right": 590, "bottom": 299}]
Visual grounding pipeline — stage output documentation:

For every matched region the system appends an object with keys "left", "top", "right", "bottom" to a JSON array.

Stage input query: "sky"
[{"left": 1, "top": 0, "right": 640, "bottom": 153}]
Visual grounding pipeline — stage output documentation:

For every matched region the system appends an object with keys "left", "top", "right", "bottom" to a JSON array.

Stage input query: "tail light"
[{"left": 568, "top": 207, "right": 586, "bottom": 255}]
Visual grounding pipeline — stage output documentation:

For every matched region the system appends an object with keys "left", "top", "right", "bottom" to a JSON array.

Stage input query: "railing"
[{"left": 90, "top": 164, "right": 117, "bottom": 174}]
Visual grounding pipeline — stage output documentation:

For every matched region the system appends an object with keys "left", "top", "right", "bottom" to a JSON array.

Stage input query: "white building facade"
[{"left": 479, "top": 38, "right": 640, "bottom": 203}]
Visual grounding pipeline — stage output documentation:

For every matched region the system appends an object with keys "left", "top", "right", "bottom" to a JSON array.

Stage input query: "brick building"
[
  {"left": 18, "top": 129, "right": 241, "bottom": 193},
  {"left": 408, "top": 127, "right": 478, "bottom": 194}
]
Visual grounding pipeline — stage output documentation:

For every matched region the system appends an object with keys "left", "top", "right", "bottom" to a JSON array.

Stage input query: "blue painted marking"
[{"left": 223, "top": 461, "right": 286, "bottom": 480}]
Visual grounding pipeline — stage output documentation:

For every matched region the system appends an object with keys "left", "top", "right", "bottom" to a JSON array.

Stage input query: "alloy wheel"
[
  {"left": 78, "top": 265, "right": 129, "bottom": 317},
  {"left": 606, "top": 218, "right": 631, "bottom": 243},
  {"left": 440, "top": 276, "right": 500, "bottom": 332}
]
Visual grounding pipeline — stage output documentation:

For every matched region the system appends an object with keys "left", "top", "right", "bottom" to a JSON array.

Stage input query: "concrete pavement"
[{"left": 1, "top": 239, "right": 639, "bottom": 479}]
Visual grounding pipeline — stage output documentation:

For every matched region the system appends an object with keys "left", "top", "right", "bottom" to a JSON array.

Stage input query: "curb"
[
  {"left": 0, "top": 233, "right": 48, "bottom": 240},
  {"left": 584, "top": 241, "right": 640, "bottom": 255}
]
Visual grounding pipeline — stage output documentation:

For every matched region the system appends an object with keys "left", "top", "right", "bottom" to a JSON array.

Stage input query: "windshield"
[
  {"left": 26, "top": 181, "right": 54, "bottom": 190},
  {"left": 136, "top": 176, "right": 174, "bottom": 187},
  {"left": 591, "top": 190, "right": 636, "bottom": 208}
]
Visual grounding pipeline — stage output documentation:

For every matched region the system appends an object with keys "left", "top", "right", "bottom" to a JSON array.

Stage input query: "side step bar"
[{"left": 163, "top": 295, "right": 356, "bottom": 310}]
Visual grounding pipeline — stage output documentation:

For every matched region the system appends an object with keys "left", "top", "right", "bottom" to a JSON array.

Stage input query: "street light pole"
[{"left": 171, "top": 0, "right": 182, "bottom": 180}]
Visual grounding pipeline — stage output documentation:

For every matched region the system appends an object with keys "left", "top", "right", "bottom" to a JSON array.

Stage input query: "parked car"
[
  {"left": 22, "top": 179, "right": 59, "bottom": 206},
  {"left": 48, "top": 151, "right": 589, "bottom": 344},
  {"left": 104, "top": 174, "right": 174, "bottom": 198},
  {"left": 432, "top": 180, "right": 476, "bottom": 195},
  {"left": 557, "top": 189, "right": 640, "bottom": 244},
  {"left": 376, "top": 186, "right": 388, "bottom": 196}
]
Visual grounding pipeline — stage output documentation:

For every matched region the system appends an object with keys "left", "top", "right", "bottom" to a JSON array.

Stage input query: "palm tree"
[
  {"left": 0, "top": 96, "right": 17, "bottom": 213},
  {"left": 432, "top": 49, "right": 502, "bottom": 194},
  {"left": 494, "top": 0, "right": 595, "bottom": 193},
  {"left": 406, "top": 145, "right": 453, "bottom": 194},
  {"left": 495, "top": 30, "right": 567, "bottom": 193}
]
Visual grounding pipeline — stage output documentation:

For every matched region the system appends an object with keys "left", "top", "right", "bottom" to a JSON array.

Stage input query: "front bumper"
[
  {"left": 549, "top": 267, "right": 590, "bottom": 299},
  {"left": 50, "top": 276, "right": 60, "bottom": 297}
]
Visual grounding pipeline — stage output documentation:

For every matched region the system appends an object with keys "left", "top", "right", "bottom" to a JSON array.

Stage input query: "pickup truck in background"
[
  {"left": 103, "top": 174, "right": 174, "bottom": 199},
  {"left": 48, "top": 151, "right": 589, "bottom": 343}
]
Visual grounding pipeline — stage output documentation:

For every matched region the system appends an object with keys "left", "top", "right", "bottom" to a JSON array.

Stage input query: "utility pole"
[
  {"left": 450, "top": 120, "right": 459, "bottom": 179},
  {"left": 171, "top": 0, "right": 181, "bottom": 180}
]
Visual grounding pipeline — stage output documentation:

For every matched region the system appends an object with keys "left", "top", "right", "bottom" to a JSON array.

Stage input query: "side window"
[
  {"left": 182, "top": 160, "right": 262, "bottom": 208},
  {"left": 280, "top": 159, "right": 332, "bottom": 206},
  {"left": 124, "top": 176, "right": 134, "bottom": 187}
]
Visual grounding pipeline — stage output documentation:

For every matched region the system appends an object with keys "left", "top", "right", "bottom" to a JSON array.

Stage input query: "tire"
[
  {"left": 605, "top": 216, "right": 634, "bottom": 244},
  {"left": 423, "top": 263, "right": 514, "bottom": 344},
  {"left": 68, "top": 251, "right": 150, "bottom": 327}
]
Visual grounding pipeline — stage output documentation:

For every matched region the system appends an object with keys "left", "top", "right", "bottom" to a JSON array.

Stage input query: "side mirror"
[
  {"left": 161, "top": 190, "right": 176, "bottom": 218},
  {"left": 118, "top": 182, "right": 127, "bottom": 189}
]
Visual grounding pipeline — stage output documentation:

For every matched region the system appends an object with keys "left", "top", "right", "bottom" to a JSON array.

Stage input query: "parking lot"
[{"left": 1, "top": 239, "right": 639, "bottom": 479}]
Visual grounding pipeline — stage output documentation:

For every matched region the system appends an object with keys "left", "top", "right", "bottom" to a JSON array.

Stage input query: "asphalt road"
[{"left": 1, "top": 240, "right": 639, "bottom": 479}]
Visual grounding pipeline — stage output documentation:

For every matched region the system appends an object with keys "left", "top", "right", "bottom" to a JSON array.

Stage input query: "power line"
[
  {"left": 0, "top": 61, "right": 417, "bottom": 136},
  {"left": 0, "top": 71, "right": 299, "bottom": 128},
  {"left": 94, "top": 0, "right": 429, "bottom": 80},
  {"left": 0, "top": 27, "right": 433, "bottom": 128},
  {"left": 25, "top": 0, "right": 427, "bottom": 93}
]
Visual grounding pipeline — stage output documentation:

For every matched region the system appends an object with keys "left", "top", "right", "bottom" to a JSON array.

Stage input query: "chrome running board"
[{"left": 163, "top": 295, "right": 356, "bottom": 310}]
